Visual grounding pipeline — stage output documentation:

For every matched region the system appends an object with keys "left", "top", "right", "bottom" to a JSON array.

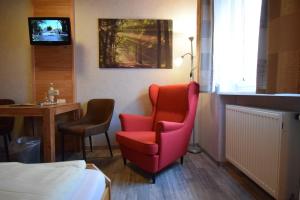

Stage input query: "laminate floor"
[
  {"left": 85, "top": 148, "right": 273, "bottom": 200},
  {"left": 0, "top": 147, "right": 273, "bottom": 200}
]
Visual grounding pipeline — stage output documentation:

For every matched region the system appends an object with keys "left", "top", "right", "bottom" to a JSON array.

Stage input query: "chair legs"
[
  {"left": 81, "top": 136, "right": 86, "bottom": 161},
  {"left": 7, "top": 133, "right": 11, "bottom": 142},
  {"left": 61, "top": 134, "right": 88, "bottom": 161},
  {"left": 3, "top": 135, "right": 9, "bottom": 162},
  {"left": 89, "top": 136, "right": 93, "bottom": 152},
  {"left": 61, "top": 133, "right": 64, "bottom": 161},
  {"left": 122, "top": 155, "right": 156, "bottom": 184},
  {"left": 61, "top": 132, "right": 112, "bottom": 161},
  {"left": 152, "top": 173, "right": 156, "bottom": 184},
  {"left": 104, "top": 131, "right": 113, "bottom": 157}
]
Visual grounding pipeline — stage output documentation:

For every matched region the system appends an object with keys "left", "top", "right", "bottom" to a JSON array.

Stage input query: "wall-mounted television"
[{"left": 28, "top": 17, "right": 71, "bottom": 45}]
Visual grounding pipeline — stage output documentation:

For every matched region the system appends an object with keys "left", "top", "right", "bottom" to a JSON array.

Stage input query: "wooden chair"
[
  {"left": 0, "top": 99, "right": 15, "bottom": 161},
  {"left": 59, "top": 99, "right": 114, "bottom": 161}
]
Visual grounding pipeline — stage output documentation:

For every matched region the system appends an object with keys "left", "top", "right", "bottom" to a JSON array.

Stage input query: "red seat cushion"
[{"left": 116, "top": 131, "right": 158, "bottom": 155}]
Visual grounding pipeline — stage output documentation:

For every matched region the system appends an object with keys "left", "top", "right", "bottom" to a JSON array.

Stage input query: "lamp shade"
[{"left": 174, "top": 57, "right": 183, "bottom": 67}]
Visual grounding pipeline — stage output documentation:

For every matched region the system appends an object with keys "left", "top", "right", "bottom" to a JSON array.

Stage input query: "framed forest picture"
[{"left": 98, "top": 19, "right": 172, "bottom": 68}]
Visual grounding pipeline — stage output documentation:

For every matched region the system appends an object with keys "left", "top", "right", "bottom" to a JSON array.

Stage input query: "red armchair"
[{"left": 116, "top": 81, "right": 199, "bottom": 183}]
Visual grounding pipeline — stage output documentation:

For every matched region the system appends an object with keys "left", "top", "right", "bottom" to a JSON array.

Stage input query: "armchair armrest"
[
  {"left": 119, "top": 114, "right": 153, "bottom": 131},
  {"left": 156, "top": 121, "right": 184, "bottom": 132},
  {"left": 155, "top": 121, "right": 187, "bottom": 169}
]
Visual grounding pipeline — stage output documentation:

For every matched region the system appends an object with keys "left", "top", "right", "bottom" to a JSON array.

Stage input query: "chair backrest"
[
  {"left": 85, "top": 99, "right": 115, "bottom": 124},
  {"left": 149, "top": 82, "right": 199, "bottom": 131},
  {"left": 0, "top": 99, "right": 15, "bottom": 134}
]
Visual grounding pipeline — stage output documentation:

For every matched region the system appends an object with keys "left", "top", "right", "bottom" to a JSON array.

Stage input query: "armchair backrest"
[{"left": 149, "top": 82, "right": 199, "bottom": 131}]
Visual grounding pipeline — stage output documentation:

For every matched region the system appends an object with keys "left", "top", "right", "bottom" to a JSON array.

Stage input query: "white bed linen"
[
  {"left": 71, "top": 169, "right": 106, "bottom": 200},
  {"left": 0, "top": 161, "right": 86, "bottom": 200}
]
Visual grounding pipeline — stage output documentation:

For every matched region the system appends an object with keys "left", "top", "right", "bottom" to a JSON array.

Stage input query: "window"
[{"left": 213, "top": 0, "right": 262, "bottom": 93}]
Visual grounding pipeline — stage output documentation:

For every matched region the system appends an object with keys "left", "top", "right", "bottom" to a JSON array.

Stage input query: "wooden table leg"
[
  {"left": 43, "top": 108, "right": 56, "bottom": 162},
  {"left": 73, "top": 108, "right": 81, "bottom": 120},
  {"left": 73, "top": 108, "right": 81, "bottom": 152}
]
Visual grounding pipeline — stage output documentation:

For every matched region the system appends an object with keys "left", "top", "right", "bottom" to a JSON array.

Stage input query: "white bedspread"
[
  {"left": 71, "top": 169, "right": 106, "bottom": 200},
  {"left": 0, "top": 161, "right": 86, "bottom": 200}
]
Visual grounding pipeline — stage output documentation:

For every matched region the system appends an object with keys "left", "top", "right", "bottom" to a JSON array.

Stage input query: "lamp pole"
[
  {"left": 181, "top": 37, "right": 196, "bottom": 81},
  {"left": 182, "top": 36, "right": 202, "bottom": 154},
  {"left": 189, "top": 36, "right": 194, "bottom": 81}
]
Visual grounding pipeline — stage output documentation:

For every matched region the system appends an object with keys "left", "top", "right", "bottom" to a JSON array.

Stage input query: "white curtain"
[{"left": 213, "top": 0, "right": 262, "bottom": 93}]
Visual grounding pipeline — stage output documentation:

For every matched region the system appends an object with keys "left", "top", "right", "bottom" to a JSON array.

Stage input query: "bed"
[
  {"left": 86, "top": 164, "right": 111, "bottom": 200},
  {"left": 0, "top": 161, "right": 111, "bottom": 200}
]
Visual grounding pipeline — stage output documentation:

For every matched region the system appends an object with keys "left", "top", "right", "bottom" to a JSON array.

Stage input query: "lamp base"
[{"left": 188, "top": 144, "right": 202, "bottom": 154}]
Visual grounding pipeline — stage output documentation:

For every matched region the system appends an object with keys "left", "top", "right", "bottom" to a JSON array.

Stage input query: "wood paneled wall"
[
  {"left": 31, "top": 0, "right": 75, "bottom": 103},
  {"left": 266, "top": 0, "right": 300, "bottom": 93}
]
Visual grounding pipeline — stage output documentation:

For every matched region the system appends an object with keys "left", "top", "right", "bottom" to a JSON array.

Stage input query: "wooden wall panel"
[
  {"left": 266, "top": 0, "right": 300, "bottom": 93},
  {"left": 30, "top": 0, "right": 79, "bottom": 152},
  {"left": 32, "top": 0, "right": 73, "bottom": 17},
  {"left": 32, "top": 0, "right": 80, "bottom": 152},
  {"left": 31, "top": 0, "right": 75, "bottom": 103},
  {"left": 35, "top": 70, "right": 73, "bottom": 102},
  {"left": 34, "top": 46, "right": 73, "bottom": 68}
]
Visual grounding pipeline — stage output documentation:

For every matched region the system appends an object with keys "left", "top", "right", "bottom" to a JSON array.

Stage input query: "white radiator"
[{"left": 226, "top": 105, "right": 300, "bottom": 200}]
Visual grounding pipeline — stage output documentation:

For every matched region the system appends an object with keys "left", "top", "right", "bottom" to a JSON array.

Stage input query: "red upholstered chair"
[{"left": 116, "top": 81, "right": 199, "bottom": 183}]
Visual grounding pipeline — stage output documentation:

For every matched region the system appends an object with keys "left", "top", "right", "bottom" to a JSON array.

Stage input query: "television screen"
[{"left": 28, "top": 17, "right": 71, "bottom": 45}]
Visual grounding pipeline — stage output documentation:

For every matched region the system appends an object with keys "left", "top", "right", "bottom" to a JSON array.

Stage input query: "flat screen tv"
[{"left": 28, "top": 17, "right": 71, "bottom": 45}]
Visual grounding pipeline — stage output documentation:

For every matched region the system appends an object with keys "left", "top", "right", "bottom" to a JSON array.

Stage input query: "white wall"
[
  {"left": 74, "top": 0, "right": 197, "bottom": 146},
  {"left": 0, "top": 0, "right": 32, "bottom": 103},
  {"left": 0, "top": 0, "right": 32, "bottom": 138}
]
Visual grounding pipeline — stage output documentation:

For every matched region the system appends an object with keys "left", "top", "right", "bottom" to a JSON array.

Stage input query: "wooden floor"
[
  {"left": 0, "top": 147, "right": 273, "bottom": 200},
  {"left": 85, "top": 148, "right": 273, "bottom": 200}
]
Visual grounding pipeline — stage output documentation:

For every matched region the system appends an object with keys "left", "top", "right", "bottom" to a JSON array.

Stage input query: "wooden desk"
[{"left": 0, "top": 103, "right": 80, "bottom": 162}]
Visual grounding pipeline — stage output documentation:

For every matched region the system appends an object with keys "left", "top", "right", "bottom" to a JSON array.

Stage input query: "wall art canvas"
[{"left": 98, "top": 19, "right": 172, "bottom": 68}]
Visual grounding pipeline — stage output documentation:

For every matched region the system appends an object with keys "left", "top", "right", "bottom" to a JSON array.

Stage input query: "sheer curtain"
[{"left": 213, "top": 0, "right": 262, "bottom": 93}]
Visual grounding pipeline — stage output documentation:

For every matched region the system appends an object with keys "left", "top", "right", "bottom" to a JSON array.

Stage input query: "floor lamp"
[{"left": 177, "top": 36, "right": 202, "bottom": 154}]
